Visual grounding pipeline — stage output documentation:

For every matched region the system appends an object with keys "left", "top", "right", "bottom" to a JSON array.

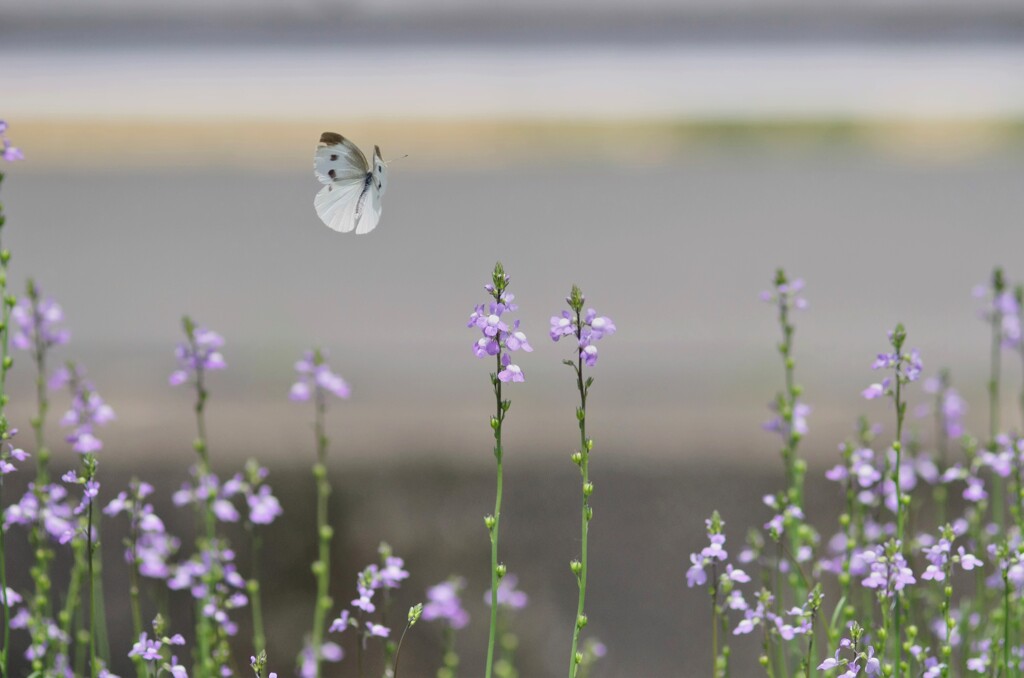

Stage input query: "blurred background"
[{"left": 2, "top": 0, "right": 1024, "bottom": 675}]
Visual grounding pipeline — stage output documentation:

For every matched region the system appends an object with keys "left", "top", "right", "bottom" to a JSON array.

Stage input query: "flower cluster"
[
  {"left": 167, "top": 542, "right": 249, "bottom": 637},
  {"left": 168, "top": 320, "right": 226, "bottom": 387},
  {"left": 484, "top": 572, "right": 528, "bottom": 610},
  {"left": 973, "top": 269, "right": 1021, "bottom": 348},
  {"left": 862, "top": 326, "right": 922, "bottom": 400},
  {"left": 11, "top": 289, "right": 70, "bottom": 354},
  {"left": 468, "top": 263, "right": 531, "bottom": 382},
  {"left": 325, "top": 548, "right": 411, "bottom": 670},
  {"left": 550, "top": 285, "right": 615, "bottom": 367},
  {"left": 54, "top": 365, "right": 115, "bottom": 454},
  {"left": 818, "top": 624, "right": 881, "bottom": 676},
  {"left": 4, "top": 482, "right": 74, "bottom": 541},
  {"left": 0, "top": 120, "right": 23, "bottom": 162},
  {"left": 127, "top": 617, "right": 188, "bottom": 678},
  {"left": 0, "top": 429, "right": 28, "bottom": 476},
  {"left": 105, "top": 480, "right": 179, "bottom": 579},
  {"left": 422, "top": 577, "right": 470, "bottom": 629},
  {"left": 860, "top": 542, "right": 916, "bottom": 596},
  {"left": 289, "top": 349, "right": 350, "bottom": 401},
  {"left": 759, "top": 274, "right": 809, "bottom": 311}
]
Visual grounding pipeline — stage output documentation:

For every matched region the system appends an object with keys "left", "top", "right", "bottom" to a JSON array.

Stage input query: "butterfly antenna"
[{"left": 384, "top": 154, "right": 409, "bottom": 166}]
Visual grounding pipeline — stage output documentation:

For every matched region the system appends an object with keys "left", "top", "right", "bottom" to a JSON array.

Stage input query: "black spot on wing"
[
  {"left": 328, "top": 169, "right": 337, "bottom": 179},
  {"left": 330, "top": 154, "right": 338, "bottom": 161}
]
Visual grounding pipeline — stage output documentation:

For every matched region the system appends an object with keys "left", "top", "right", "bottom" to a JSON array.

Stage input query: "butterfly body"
[{"left": 313, "top": 132, "right": 387, "bottom": 234}]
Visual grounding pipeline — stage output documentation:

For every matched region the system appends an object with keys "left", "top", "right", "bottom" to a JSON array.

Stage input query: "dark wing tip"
[
  {"left": 320, "top": 132, "right": 344, "bottom": 145},
  {"left": 374, "top": 145, "right": 383, "bottom": 159}
]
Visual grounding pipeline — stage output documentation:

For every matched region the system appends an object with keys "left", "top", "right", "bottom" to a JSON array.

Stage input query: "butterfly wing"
[
  {"left": 354, "top": 147, "right": 387, "bottom": 235},
  {"left": 314, "top": 132, "right": 368, "bottom": 185},
  {"left": 314, "top": 175, "right": 367, "bottom": 233}
]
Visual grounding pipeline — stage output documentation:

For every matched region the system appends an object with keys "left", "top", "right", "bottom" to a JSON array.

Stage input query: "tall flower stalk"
[
  {"left": 550, "top": 284, "right": 615, "bottom": 677},
  {"left": 169, "top": 317, "right": 228, "bottom": 674},
  {"left": 862, "top": 323, "right": 922, "bottom": 674},
  {"left": 240, "top": 459, "right": 282, "bottom": 659},
  {"left": 55, "top": 363, "right": 115, "bottom": 677},
  {"left": 467, "top": 262, "right": 530, "bottom": 678},
  {"left": 0, "top": 128, "right": 18, "bottom": 677},
  {"left": 289, "top": 348, "right": 350, "bottom": 678},
  {"left": 10, "top": 281, "right": 69, "bottom": 671}
]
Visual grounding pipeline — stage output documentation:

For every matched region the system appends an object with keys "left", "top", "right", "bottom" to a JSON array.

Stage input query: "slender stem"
[
  {"left": 485, "top": 350, "right": 503, "bottom": 678},
  {"left": 892, "top": 371, "right": 904, "bottom": 676},
  {"left": 249, "top": 526, "right": 266, "bottom": 657},
  {"left": 568, "top": 307, "right": 590, "bottom": 678},
  {"left": 185, "top": 322, "right": 217, "bottom": 676},
  {"left": 0, "top": 189, "right": 10, "bottom": 677},
  {"left": 128, "top": 505, "right": 146, "bottom": 678},
  {"left": 87, "top": 491, "right": 97, "bottom": 677},
  {"left": 989, "top": 293, "right": 1005, "bottom": 531},
  {"left": 310, "top": 384, "right": 331, "bottom": 678},
  {"left": 1003, "top": 571, "right": 1011, "bottom": 677},
  {"left": 0, "top": 474, "right": 7, "bottom": 678},
  {"left": 392, "top": 619, "right": 413, "bottom": 678},
  {"left": 711, "top": 582, "right": 719, "bottom": 678}
]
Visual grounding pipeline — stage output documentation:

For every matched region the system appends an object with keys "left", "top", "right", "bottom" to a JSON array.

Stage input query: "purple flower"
[
  {"left": 974, "top": 274, "right": 1020, "bottom": 348},
  {"left": 422, "top": 577, "right": 470, "bottom": 630},
  {"left": 378, "top": 555, "right": 409, "bottom": 589},
  {"left": 0, "top": 121, "right": 23, "bottom": 162},
  {"left": 484, "top": 573, "right": 528, "bottom": 609},
  {"left": 289, "top": 349, "right": 350, "bottom": 401},
  {"left": 246, "top": 485, "right": 282, "bottom": 525},
  {"left": 57, "top": 366, "right": 115, "bottom": 455},
  {"left": 11, "top": 291, "right": 70, "bottom": 354},
  {"left": 328, "top": 609, "right": 351, "bottom": 633},
  {"left": 550, "top": 287, "right": 615, "bottom": 367},
  {"left": 298, "top": 641, "right": 343, "bottom": 678},
  {"left": 760, "top": 275, "right": 808, "bottom": 311},
  {"left": 469, "top": 264, "right": 531, "bottom": 381},
  {"left": 169, "top": 320, "right": 226, "bottom": 386},
  {"left": 365, "top": 622, "right": 390, "bottom": 638}
]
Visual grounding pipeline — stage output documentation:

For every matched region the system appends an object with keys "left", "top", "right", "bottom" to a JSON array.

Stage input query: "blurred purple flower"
[
  {"left": 484, "top": 573, "right": 528, "bottom": 610},
  {"left": 422, "top": 577, "right": 470, "bottom": 630},
  {"left": 11, "top": 293, "right": 70, "bottom": 354},
  {"left": 0, "top": 120, "right": 23, "bottom": 161},
  {"left": 169, "top": 322, "right": 226, "bottom": 386},
  {"left": 289, "top": 349, "right": 350, "bottom": 401}
]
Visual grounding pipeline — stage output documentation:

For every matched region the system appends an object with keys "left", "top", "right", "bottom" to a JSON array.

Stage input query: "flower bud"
[
  {"left": 576, "top": 614, "right": 588, "bottom": 629},
  {"left": 484, "top": 514, "right": 496, "bottom": 530},
  {"left": 496, "top": 563, "right": 507, "bottom": 579},
  {"left": 583, "top": 482, "right": 594, "bottom": 497}
]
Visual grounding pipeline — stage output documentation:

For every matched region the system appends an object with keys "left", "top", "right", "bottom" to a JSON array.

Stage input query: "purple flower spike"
[
  {"left": 11, "top": 288, "right": 71, "bottom": 355},
  {"left": 468, "top": 263, "right": 530, "bottom": 381},
  {"left": 551, "top": 286, "right": 615, "bottom": 367},
  {"left": 0, "top": 120, "right": 23, "bottom": 162},
  {"left": 170, "top": 318, "right": 226, "bottom": 387},
  {"left": 422, "top": 577, "right": 470, "bottom": 630},
  {"left": 484, "top": 573, "right": 528, "bottom": 610},
  {"left": 289, "top": 349, "right": 350, "bottom": 402}
]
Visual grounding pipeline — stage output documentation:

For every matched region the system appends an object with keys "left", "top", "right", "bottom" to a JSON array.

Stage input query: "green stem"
[
  {"left": 87, "top": 487, "right": 97, "bottom": 678},
  {"left": 0, "top": 475, "right": 7, "bottom": 678},
  {"left": 0, "top": 221, "right": 10, "bottom": 677},
  {"left": 568, "top": 312, "right": 590, "bottom": 678},
  {"left": 310, "top": 383, "right": 332, "bottom": 678},
  {"left": 989, "top": 294, "right": 1005, "bottom": 531},
  {"left": 184, "top": 320, "right": 217, "bottom": 676},
  {"left": 485, "top": 351, "right": 504, "bottom": 678},
  {"left": 128, "top": 509, "right": 146, "bottom": 678},
  {"left": 392, "top": 619, "right": 413, "bottom": 678},
  {"left": 249, "top": 527, "right": 266, "bottom": 657}
]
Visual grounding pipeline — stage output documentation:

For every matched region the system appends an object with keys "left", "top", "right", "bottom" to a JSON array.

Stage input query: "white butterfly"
[{"left": 313, "top": 132, "right": 388, "bottom": 234}]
